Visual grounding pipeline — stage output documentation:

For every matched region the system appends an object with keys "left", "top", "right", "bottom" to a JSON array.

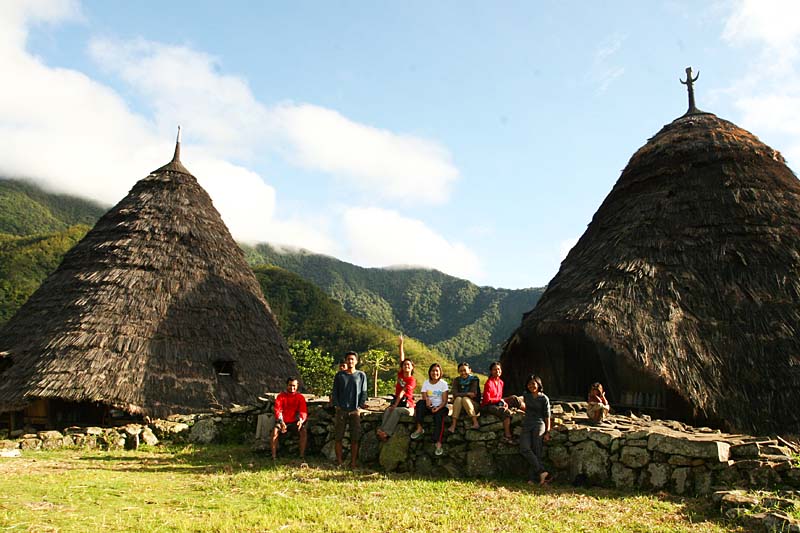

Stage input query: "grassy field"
[{"left": 0, "top": 445, "right": 744, "bottom": 532}]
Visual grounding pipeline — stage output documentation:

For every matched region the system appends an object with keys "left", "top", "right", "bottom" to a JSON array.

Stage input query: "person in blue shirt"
[{"left": 331, "top": 351, "right": 368, "bottom": 468}]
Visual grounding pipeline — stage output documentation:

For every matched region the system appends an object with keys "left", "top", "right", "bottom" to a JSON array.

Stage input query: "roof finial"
[
  {"left": 680, "top": 67, "right": 702, "bottom": 115},
  {"left": 155, "top": 125, "right": 190, "bottom": 174},
  {"left": 172, "top": 125, "right": 182, "bottom": 162}
]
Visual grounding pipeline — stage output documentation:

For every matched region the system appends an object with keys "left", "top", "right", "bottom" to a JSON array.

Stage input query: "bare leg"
[
  {"left": 350, "top": 442, "right": 359, "bottom": 469},
  {"left": 299, "top": 427, "right": 307, "bottom": 459},
  {"left": 270, "top": 428, "right": 280, "bottom": 459},
  {"left": 503, "top": 417, "right": 512, "bottom": 439},
  {"left": 449, "top": 398, "right": 462, "bottom": 432},
  {"left": 335, "top": 441, "right": 343, "bottom": 465}
]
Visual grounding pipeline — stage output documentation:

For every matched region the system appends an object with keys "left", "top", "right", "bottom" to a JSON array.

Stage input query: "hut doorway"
[{"left": 1, "top": 399, "right": 139, "bottom": 430}]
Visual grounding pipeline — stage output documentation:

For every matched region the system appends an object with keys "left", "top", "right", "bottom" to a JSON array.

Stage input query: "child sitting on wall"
[{"left": 587, "top": 382, "right": 610, "bottom": 423}]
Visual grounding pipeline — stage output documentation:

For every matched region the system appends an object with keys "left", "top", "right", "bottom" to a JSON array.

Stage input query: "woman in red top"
[
  {"left": 377, "top": 335, "right": 416, "bottom": 442},
  {"left": 480, "top": 361, "right": 519, "bottom": 443}
]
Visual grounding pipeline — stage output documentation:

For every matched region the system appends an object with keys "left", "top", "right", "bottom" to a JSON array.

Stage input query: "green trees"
[
  {"left": 288, "top": 340, "right": 336, "bottom": 396},
  {"left": 254, "top": 265, "right": 457, "bottom": 381},
  {"left": 0, "top": 179, "right": 104, "bottom": 236},
  {"left": 244, "top": 242, "right": 544, "bottom": 369},
  {"left": 360, "top": 348, "right": 394, "bottom": 397},
  {"left": 0, "top": 225, "right": 90, "bottom": 324}
]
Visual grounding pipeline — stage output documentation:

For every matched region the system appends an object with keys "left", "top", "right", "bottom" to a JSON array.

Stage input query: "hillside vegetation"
[
  {"left": 0, "top": 225, "right": 90, "bottom": 324},
  {"left": 255, "top": 265, "right": 457, "bottom": 380},
  {"left": 0, "top": 178, "right": 543, "bottom": 372},
  {"left": 0, "top": 180, "right": 460, "bottom": 378},
  {"left": 245, "top": 243, "right": 544, "bottom": 370},
  {"left": 0, "top": 179, "right": 105, "bottom": 235}
]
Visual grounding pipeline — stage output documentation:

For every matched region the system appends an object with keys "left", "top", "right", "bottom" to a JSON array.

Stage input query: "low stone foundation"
[{"left": 2, "top": 397, "right": 798, "bottom": 497}]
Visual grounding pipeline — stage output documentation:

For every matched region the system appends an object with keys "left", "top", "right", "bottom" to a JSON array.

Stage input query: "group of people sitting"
[{"left": 269, "top": 335, "right": 611, "bottom": 486}]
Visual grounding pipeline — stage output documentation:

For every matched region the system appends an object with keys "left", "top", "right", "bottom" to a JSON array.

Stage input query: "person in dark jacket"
[{"left": 331, "top": 351, "right": 368, "bottom": 468}]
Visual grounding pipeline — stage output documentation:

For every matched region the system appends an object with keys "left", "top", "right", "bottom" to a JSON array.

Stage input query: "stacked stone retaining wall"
[{"left": 1, "top": 398, "right": 798, "bottom": 497}]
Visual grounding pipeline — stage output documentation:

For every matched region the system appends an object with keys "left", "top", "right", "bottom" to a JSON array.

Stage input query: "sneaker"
[
  {"left": 434, "top": 445, "right": 444, "bottom": 456},
  {"left": 410, "top": 428, "right": 424, "bottom": 440}
]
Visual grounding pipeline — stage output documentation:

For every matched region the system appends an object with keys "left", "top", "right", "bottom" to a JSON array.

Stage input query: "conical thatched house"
[
  {"left": 0, "top": 136, "right": 298, "bottom": 426},
  {"left": 501, "top": 75, "right": 800, "bottom": 434}
]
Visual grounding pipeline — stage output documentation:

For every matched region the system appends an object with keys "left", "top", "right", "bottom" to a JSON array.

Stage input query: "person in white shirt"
[{"left": 410, "top": 363, "right": 449, "bottom": 456}]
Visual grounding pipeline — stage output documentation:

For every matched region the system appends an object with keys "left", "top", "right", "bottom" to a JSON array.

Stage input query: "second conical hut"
[
  {"left": 501, "top": 70, "right": 800, "bottom": 435},
  {"left": 0, "top": 132, "right": 299, "bottom": 425}
]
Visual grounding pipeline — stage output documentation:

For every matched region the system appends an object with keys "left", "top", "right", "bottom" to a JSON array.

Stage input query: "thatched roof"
[
  {"left": 0, "top": 140, "right": 298, "bottom": 418},
  {"left": 501, "top": 111, "right": 800, "bottom": 435}
]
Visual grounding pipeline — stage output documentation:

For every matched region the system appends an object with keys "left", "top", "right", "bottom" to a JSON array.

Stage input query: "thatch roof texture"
[
  {"left": 0, "top": 143, "right": 297, "bottom": 418},
  {"left": 501, "top": 111, "right": 800, "bottom": 434}
]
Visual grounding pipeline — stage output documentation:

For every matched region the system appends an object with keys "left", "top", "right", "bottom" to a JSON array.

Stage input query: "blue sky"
[{"left": 2, "top": 1, "right": 799, "bottom": 288}]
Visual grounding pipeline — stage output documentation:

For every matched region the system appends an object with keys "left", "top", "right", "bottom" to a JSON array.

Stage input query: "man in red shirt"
[{"left": 271, "top": 377, "right": 308, "bottom": 460}]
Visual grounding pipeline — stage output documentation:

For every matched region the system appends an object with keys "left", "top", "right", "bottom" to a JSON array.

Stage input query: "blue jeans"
[
  {"left": 519, "top": 421, "right": 546, "bottom": 480},
  {"left": 415, "top": 403, "right": 447, "bottom": 444}
]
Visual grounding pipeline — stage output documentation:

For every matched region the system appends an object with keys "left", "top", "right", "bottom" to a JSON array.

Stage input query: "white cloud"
[
  {"left": 272, "top": 104, "right": 459, "bottom": 204},
  {"left": 0, "top": 1, "right": 463, "bottom": 272},
  {"left": 0, "top": 0, "right": 81, "bottom": 52},
  {"left": 723, "top": 0, "right": 800, "bottom": 52},
  {"left": 0, "top": 2, "right": 328, "bottom": 255},
  {"left": 90, "top": 38, "right": 459, "bottom": 203},
  {"left": 341, "top": 207, "right": 483, "bottom": 281},
  {"left": 721, "top": 0, "right": 800, "bottom": 165},
  {"left": 89, "top": 38, "right": 269, "bottom": 160},
  {"left": 590, "top": 34, "right": 626, "bottom": 94}
]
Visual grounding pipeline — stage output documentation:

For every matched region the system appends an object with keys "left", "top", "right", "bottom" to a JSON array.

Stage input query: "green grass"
[{"left": 0, "top": 445, "right": 743, "bottom": 532}]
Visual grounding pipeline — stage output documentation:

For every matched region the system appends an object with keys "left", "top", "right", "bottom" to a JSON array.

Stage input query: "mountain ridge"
[
  {"left": 245, "top": 243, "right": 543, "bottom": 369},
  {"left": 0, "top": 177, "right": 544, "bottom": 368}
]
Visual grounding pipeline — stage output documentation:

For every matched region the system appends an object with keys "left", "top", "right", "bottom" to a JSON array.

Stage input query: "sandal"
[
  {"left": 447, "top": 426, "right": 456, "bottom": 434},
  {"left": 501, "top": 435, "right": 514, "bottom": 444},
  {"left": 435, "top": 445, "right": 444, "bottom": 456},
  {"left": 410, "top": 428, "right": 425, "bottom": 440}
]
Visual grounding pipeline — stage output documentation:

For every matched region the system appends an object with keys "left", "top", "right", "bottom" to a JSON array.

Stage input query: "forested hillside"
[
  {"left": 0, "top": 178, "right": 544, "bottom": 371},
  {"left": 245, "top": 243, "right": 544, "bottom": 370},
  {"left": 0, "top": 179, "right": 105, "bottom": 235},
  {"left": 254, "top": 265, "right": 457, "bottom": 378},
  {"left": 0, "top": 225, "right": 90, "bottom": 324}
]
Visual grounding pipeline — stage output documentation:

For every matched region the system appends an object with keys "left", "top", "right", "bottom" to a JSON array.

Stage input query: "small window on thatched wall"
[
  {"left": 213, "top": 360, "right": 237, "bottom": 379},
  {"left": 0, "top": 352, "right": 11, "bottom": 373}
]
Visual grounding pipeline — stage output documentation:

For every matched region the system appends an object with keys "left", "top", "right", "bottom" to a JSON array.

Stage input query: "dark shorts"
[
  {"left": 273, "top": 421, "right": 306, "bottom": 438},
  {"left": 334, "top": 408, "right": 362, "bottom": 442}
]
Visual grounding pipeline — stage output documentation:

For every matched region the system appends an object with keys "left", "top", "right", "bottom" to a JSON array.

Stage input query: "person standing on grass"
[
  {"left": 410, "top": 363, "right": 449, "bottom": 456},
  {"left": 448, "top": 361, "right": 481, "bottom": 433},
  {"left": 480, "top": 361, "right": 519, "bottom": 444},
  {"left": 331, "top": 351, "right": 368, "bottom": 468},
  {"left": 271, "top": 377, "right": 308, "bottom": 460},
  {"left": 519, "top": 374, "right": 553, "bottom": 486},
  {"left": 377, "top": 334, "right": 416, "bottom": 442},
  {"left": 326, "top": 359, "right": 348, "bottom": 408}
]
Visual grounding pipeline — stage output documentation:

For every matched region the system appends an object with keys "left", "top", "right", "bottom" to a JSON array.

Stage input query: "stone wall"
[{"left": 1, "top": 397, "right": 798, "bottom": 497}]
